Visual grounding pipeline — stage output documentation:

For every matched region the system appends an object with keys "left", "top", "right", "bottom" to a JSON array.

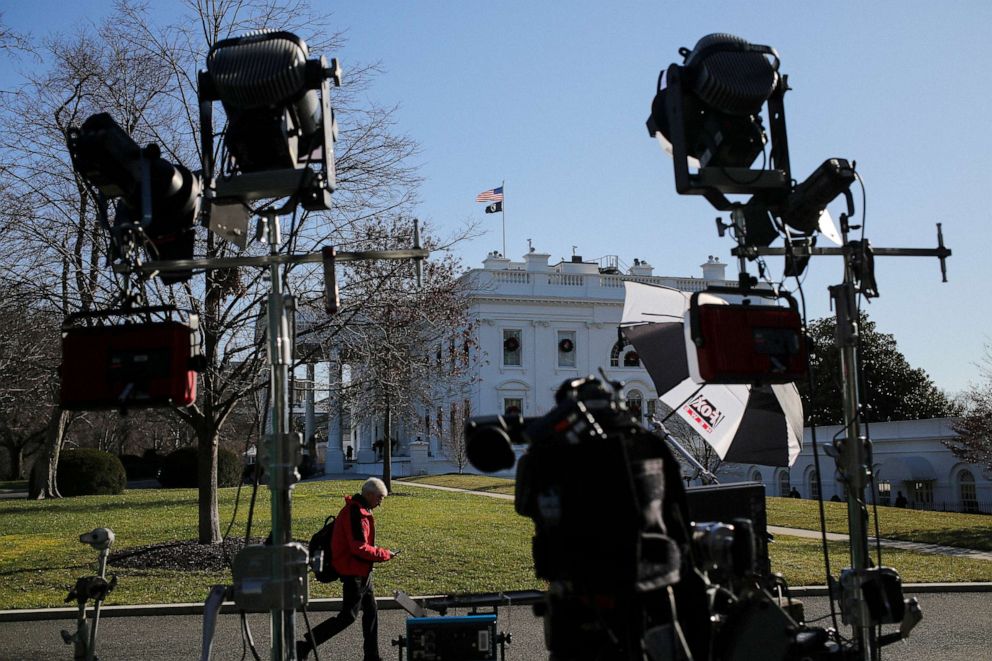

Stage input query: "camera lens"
[{"left": 465, "top": 420, "right": 517, "bottom": 473}]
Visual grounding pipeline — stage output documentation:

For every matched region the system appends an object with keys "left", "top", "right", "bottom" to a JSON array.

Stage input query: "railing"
[
  {"left": 491, "top": 271, "right": 530, "bottom": 285},
  {"left": 548, "top": 273, "right": 584, "bottom": 286},
  {"left": 476, "top": 268, "right": 735, "bottom": 294},
  {"left": 600, "top": 275, "right": 624, "bottom": 288}
]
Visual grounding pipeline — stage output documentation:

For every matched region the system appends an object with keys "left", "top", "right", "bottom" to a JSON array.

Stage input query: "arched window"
[
  {"left": 610, "top": 340, "right": 640, "bottom": 367},
  {"left": 959, "top": 469, "right": 978, "bottom": 513},
  {"left": 808, "top": 469, "right": 820, "bottom": 500},
  {"left": 627, "top": 389, "right": 643, "bottom": 420},
  {"left": 610, "top": 341, "right": 624, "bottom": 367},
  {"left": 750, "top": 468, "right": 763, "bottom": 484},
  {"left": 777, "top": 470, "right": 790, "bottom": 497}
]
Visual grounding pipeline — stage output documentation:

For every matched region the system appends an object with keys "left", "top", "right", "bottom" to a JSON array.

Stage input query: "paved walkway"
[{"left": 5, "top": 592, "right": 992, "bottom": 659}]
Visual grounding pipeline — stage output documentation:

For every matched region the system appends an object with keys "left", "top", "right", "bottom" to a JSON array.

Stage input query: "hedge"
[
  {"left": 157, "top": 447, "right": 242, "bottom": 488},
  {"left": 57, "top": 449, "right": 127, "bottom": 496}
]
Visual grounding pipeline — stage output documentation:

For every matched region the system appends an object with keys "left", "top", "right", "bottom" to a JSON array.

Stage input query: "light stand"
[
  {"left": 61, "top": 528, "right": 117, "bottom": 661},
  {"left": 649, "top": 416, "right": 720, "bottom": 485},
  {"left": 130, "top": 225, "right": 427, "bottom": 661},
  {"left": 731, "top": 212, "right": 947, "bottom": 660}
]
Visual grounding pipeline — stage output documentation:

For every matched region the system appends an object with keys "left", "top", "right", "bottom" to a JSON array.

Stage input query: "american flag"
[{"left": 475, "top": 186, "right": 504, "bottom": 203}]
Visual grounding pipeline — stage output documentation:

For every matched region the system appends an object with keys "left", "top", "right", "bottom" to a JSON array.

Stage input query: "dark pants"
[{"left": 306, "top": 574, "right": 379, "bottom": 660}]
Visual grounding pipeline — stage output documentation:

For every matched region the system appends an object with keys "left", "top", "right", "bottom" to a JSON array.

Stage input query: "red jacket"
[{"left": 330, "top": 494, "right": 391, "bottom": 577}]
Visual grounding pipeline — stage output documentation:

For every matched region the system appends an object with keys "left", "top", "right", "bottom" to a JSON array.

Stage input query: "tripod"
[
  {"left": 731, "top": 204, "right": 948, "bottom": 659},
  {"left": 61, "top": 528, "right": 117, "bottom": 661}
]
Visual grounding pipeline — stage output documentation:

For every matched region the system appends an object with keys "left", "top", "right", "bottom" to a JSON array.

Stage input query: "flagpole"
[{"left": 501, "top": 179, "right": 506, "bottom": 257}]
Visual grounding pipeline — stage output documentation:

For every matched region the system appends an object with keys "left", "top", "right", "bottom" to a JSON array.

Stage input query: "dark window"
[{"left": 503, "top": 329, "right": 522, "bottom": 366}]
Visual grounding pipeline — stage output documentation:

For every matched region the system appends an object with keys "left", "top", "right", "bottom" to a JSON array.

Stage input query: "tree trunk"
[
  {"left": 28, "top": 408, "right": 68, "bottom": 500},
  {"left": 197, "top": 425, "right": 221, "bottom": 544},
  {"left": 382, "top": 397, "right": 392, "bottom": 492},
  {"left": 11, "top": 445, "right": 23, "bottom": 480}
]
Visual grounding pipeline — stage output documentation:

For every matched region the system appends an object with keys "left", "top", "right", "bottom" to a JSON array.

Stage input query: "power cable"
[{"left": 786, "top": 234, "right": 842, "bottom": 636}]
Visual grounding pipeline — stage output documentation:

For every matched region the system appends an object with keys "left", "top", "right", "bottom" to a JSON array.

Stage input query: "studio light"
[
  {"left": 648, "top": 34, "right": 856, "bottom": 251},
  {"left": 198, "top": 30, "right": 340, "bottom": 214},
  {"left": 651, "top": 33, "right": 778, "bottom": 169},
  {"left": 647, "top": 33, "right": 791, "bottom": 210},
  {"left": 778, "top": 157, "right": 856, "bottom": 234},
  {"left": 66, "top": 113, "right": 200, "bottom": 283}
]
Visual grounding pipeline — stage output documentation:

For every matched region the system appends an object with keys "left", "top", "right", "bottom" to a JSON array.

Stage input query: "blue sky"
[{"left": 4, "top": 1, "right": 991, "bottom": 394}]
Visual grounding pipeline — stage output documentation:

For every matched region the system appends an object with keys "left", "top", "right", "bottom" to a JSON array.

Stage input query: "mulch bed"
[{"left": 108, "top": 537, "right": 278, "bottom": 572}]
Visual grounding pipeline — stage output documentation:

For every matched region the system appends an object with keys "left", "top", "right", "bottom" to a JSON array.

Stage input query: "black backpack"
[{"left": 308, "top": 514, "right": 340, "bottom": 583}]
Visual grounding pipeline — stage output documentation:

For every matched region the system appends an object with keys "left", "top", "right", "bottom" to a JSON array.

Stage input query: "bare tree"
[
  {"left": 947, "top": 346, "right": 992, "bottom": 470},
  {"left": 322, "top": 217, "right": 477, "bottom": 490},
  {"left": 0, "top": 1, "right": 422, "bottom": 540},
  {"left": 0, "top": 11, "right": 182, "bottom": 498},
  {"left": 444, "top": 404, "right": 473, "bottom": 475},
  {"left": 0, "top": 281, "right": 61, "bottom": 482}
]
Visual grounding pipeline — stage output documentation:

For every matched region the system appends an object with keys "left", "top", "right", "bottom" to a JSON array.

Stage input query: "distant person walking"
[
  {"left": 895, "top": 491, "right": 908, "bottom": 508},
  {"left": 297, "top": 477, "right": 397, "bottom": 661}
]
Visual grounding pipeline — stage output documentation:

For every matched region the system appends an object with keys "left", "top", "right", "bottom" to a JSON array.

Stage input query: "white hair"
[{"left": 362, "top": 477, "right": 388, "bottom": 497}]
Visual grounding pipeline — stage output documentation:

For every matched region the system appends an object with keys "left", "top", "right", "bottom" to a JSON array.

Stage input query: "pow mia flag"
[{"left": 485, "top": 201, "right": 503, "bottom": 213}]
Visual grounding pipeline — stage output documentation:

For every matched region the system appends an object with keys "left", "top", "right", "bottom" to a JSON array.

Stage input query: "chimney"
[
  {"left": 628, "top": 258, "right": 654, "bottom": 276},
  {"left": 482, "top": 251, "right": 511, "bottom": 270},
  {"left": 524, "top": 250, "right": 551, "bottom": 272},
  {"left": 701, "top": 255, "right": 726, "bottom": 281}
]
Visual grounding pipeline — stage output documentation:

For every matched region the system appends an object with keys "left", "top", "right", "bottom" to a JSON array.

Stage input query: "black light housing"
[
  {"left": 778, "top": 158, "right": 856, "bottom": 234},
  {"left": 198, "top": 30, "right": 340, "bottom": 215},
  {"left": 648, "top": 34, "right": 856, "bottom": 248},
  {"left": 647, "top": 33, "right": 791, "bottom": 211},
  {"left": 66, "top": 113, "right": 200, "bottom": 283}
]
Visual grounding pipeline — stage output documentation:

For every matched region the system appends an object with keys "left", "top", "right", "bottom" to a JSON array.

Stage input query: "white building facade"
[
  {"left": 307, "top": 250, "right": 734, "bottom": 475},
  {"left": 410, "top": 250, "right": 736, "bottom": 472},
  {"left": 724, "top": 418, "right": 992, "bottom": 514},
  {"left": 460, "top": 250, "right": 732, "bottom": 422}
]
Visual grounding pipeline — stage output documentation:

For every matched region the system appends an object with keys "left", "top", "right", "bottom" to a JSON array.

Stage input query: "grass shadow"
[{"left": 891, "top": 527, "right": 992, "bottom": 552}]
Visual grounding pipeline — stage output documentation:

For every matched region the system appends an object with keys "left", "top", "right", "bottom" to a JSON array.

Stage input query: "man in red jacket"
[{"left": 297, "top": 477, "right": 396, "bottom": 660}]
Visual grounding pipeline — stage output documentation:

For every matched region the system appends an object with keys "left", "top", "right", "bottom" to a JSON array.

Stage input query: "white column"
[
  {"left": 324, "top": 358, "right": 344, "bottom": 473},
  {"left": 304, "top": 363, "right": 316, "bottom": 445}
]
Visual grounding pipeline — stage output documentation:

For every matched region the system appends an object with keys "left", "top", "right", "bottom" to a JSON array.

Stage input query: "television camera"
[{"left": 465, "top": 375, "right": 926, "bottom": 660}]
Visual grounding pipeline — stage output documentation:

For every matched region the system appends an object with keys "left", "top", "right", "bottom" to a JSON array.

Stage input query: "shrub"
[
  {"left": 158, "top": 448, "right": 197, "bottom": 488},
  {"left": 158, "top": 447, "right": 243, "bottom": 488},
  {"left": 142, "top": 448, "right": 163, "bottom": 477},
  {"left": 58, "top": 449, "right": 127, "bottom": 496},
  {"left": 217, "top": 448, "right": 242, "bottom": 487},
  {"left": 119, "top": 454, "right": 147, "bottom": 480}
]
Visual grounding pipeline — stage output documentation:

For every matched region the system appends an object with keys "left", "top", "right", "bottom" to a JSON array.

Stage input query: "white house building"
[
  {"left": 455, "top": 249, "right": 732, "bottom": 429},
  {"left": 311, "top": 249, "right": 735, "bottom": 475}
]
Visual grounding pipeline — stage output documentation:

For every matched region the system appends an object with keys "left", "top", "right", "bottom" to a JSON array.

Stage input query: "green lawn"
[
  {"left": 0, "top": 481, "right": 539, "bottom": 609},
  {"left": 408, "top": 475, "right": 992, "bottom": 552},
  {"left": 766, "top": 497, "right": 992, "bottom": 551},
  {"left": 398, "top": 473, "right": 516, "bottom": 496},
  {"left": 1, "top": 479, "right": 989, "bottom": 609}
]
